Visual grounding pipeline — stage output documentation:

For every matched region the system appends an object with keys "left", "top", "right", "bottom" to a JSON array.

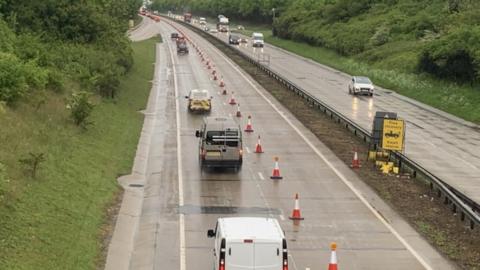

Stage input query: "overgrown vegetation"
[
  {"left": 0, "top": 37, "right": 156, "bottom": 269},
  {"left": 0, "top": 0, "right": 155, "bottom": 269},
  {"left": 0, "top": 0, "right": 141, "bottom": 105}
]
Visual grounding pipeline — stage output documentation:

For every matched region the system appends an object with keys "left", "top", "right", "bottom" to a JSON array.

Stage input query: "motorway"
[
  {"left": 190, "top": 19, "right": 480, "bottom": 208},
  {"left": 106, "top": 17, "right": 459, "bottom": 270}
]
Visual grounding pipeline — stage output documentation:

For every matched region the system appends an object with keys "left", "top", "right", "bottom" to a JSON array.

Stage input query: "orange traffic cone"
[
  {"left": 222, "top": 88, "right": 227, "bottom": 95},
  {"left": 229, "top": 92, "right": 236, "bottom": 105},
  {"left": 328, "top": 242, "right": 338, "bottom": 270},
  {"left": 289, "top": 193, "right": 304, "bottom": 220},
  {"left": 270, "top": 157, "right": 283, "bottom": 179},
  {"left": 351, "top": 150, "right": 361, "bottom": 169},
  {"left": 236, "top": 103, "right": 242, "bottom": 117},
  {"left": 213, "top": 73, "right": 218, "bottom": 81},
  {"left": 212, "top": 69, "right": 216, "bottom": 75},
  {"left": 244, "top": 115, "right": 254, "bottom": 132},
  {"left": 255, "top": 135, "right": 263, "bottom": 153},
  {"left": 219, "top": 77, "right": 225, "bottom": 87}
]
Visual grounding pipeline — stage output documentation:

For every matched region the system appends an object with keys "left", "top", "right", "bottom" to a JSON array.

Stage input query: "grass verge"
[
  {"left": 232, "top": 25, "right": 480, "bottom": 124},
  {"left": 0, "top": 38, "right": 157, "bottom": 269},
  {"left": 183, "top": 21, "right": 480, "bottom": 269}
]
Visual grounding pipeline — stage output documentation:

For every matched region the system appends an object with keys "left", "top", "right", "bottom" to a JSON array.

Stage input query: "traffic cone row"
[
  {"left": 255, "top": 136, "right": 263, "bottom": 153},
  {"left": 270, "top": 157, "right": 282, "bottom": 179},
  {"left": 351, "top": 149, "right": 361, "bottom": 169},
  {"left": 229, "top": 92, "right": 236, "bottom": 105},
  {"left": 328, "top": 243, "right": 338, "bottom": 270},
  {"left": 236, "top": 103, "right": 242, "bottom": 117},
  {"left": 169, "top": 22, "right": 310, "bottom": 225},
  {"left": 244, "top": 115, "right": 254, "bottom": 132},
  {"left": 289, "top": 193, "right": 304, "bottom": 220}
]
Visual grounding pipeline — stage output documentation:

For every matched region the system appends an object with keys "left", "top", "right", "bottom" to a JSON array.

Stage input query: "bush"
[
  {"left": 0, "top": 52, "right": 29, "bottom": 104},
  {"left": 66, "top": 91, "right": 95, "bottom": 128},
  {"left": 418, "top": 26, "right": 480, "bottom": 83}
]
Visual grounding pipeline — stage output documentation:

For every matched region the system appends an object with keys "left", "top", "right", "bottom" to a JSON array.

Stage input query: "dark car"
[
  {"left": 228, "top": 35, "right": 240, "bottom": 45},
  {"left": 171, "top": 32, "right": 179, "bottom": 39},
  {"left": 177, "top": 42, "right": 189, "bottom": 54}
]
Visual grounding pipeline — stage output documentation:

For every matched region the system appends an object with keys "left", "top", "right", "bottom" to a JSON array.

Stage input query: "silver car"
[{"left": 348, "top": 76, "right": 374, "bottom": 96}]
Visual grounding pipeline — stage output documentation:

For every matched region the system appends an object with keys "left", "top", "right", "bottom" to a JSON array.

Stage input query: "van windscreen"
[{"left": 206, "top": 130, "right": 239, "bottom": 147}]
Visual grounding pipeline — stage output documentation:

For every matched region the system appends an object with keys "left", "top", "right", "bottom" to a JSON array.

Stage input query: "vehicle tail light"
[
  {"left": 219, "top": 259, "right": 225, "bottom": 270},
  {"left": 239, "top": 149, "right": 243, "bottom": 156},
  {"left": 220, "top": 239, "right": 226, "bottom": 270},
  {"left": 282, "top": 239, "right": 288, "bottom": 270},
  {"left": 201, "top": 148, "right": 206, "bottom": 160}
]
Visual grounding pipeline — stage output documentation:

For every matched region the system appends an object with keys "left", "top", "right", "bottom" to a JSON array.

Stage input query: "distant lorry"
[
  {"left": 207, "top": 217, "right": 288, "bottom": 270},
  {"left": 184, "top": 13, "right": 192, "bottom": 23},
  {"left": 216, "top": 14, "right": 229, "bottom": 32},
  {"left": 176, "top": 36, "right": 189, "bottom": 54}
]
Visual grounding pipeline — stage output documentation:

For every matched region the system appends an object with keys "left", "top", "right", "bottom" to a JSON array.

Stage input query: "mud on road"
[{"left": 188, "top": 26, "right": 480, "bottom": 270}]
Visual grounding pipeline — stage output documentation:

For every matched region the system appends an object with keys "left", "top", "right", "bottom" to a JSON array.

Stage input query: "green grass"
[
  {"left": 232, "top": 25, "right": 480, "bottom": 124},
  {"left": 0, "top": 38, "right": 157, "bottom": 269}
]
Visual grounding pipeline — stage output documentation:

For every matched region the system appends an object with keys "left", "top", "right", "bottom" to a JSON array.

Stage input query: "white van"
[
  {"left": 251, "top": 32, "right": 264, "bottom": 47},
  {"left": 207, "top": 217, "right": 288, "bottom": 270}
]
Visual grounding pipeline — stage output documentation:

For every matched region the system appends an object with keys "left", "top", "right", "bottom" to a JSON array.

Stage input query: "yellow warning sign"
[{"left": 382, "top": 119, "right": 405, "bottom": 151}]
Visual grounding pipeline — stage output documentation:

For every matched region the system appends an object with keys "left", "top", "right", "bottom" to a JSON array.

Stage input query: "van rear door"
[
  {"left": 226, "top": 241, "right": 254, "bottom": 270},
  {"left": 254, "top": 241, "right": 283, "bottom": 270}
]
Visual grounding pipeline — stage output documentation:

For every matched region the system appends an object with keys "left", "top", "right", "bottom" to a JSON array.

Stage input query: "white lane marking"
[
  {"left": 200, "top": 32, "right": 433, "bottom": 270},
  {"left": 257, "top": 172, "right": 265, "bottom": 180},
  {"left": 245, "top": 146, "right": 251, "bottom": 153},
  {"left": 279, "top": 214, "right": 285, "bottom": 221},
  {"left": 166, "top": 32, "right": 186, "bottom": 270}
]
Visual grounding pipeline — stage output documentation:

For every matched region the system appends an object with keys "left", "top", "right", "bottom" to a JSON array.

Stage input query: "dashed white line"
[
  {"left": 279, "top": 214, "right": 285, "bottom": 221},
  {"left": 245, "top": 146, "right": 251, "bottom": 153},
  {"left": 257, "top": 172, "right": 265, "bottom": 180}
]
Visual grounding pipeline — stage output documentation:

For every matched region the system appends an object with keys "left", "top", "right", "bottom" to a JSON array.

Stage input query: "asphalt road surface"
[
  {"left": 106, "top": 17, "right": 458, "bottom": 270},
  {"left": 190, "top": 19, "right": 480, "bottom": 208}
]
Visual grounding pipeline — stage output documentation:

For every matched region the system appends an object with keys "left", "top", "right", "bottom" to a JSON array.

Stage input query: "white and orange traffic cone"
[
  {"left": 219, "top": 77, "right": 225, "bottom": 87},
  {"left": 270, "top": 156, "right": 283, "bottom": 179},
  {"left": 289, "top": 193, "right": 304, "bottom": 220},
  {"left": 222, "top": 88, "right": 227, "bottom": 95},
  {"left": 213, "top": 73, "right": 218, "bottom": 81},
  {"left": 236, "top": 103, "right": 242, "bottom": 117},
  {"left": 229, "top": 92, "right": 236, "bottom": 105},
  {"left": 255, "top": 135, "right": 263, "bottom": 153},
  {"left": 351, "top": 149, "right": 361, "bottom": 169},
  {"left": 244, "top": 115, "right": 254, "bottom": 132},
  {"left": 328, "top": 242, "right": 338, "bottom": 270}
]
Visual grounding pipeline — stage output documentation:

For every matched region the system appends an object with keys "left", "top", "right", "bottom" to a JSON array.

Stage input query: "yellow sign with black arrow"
[{"left": 382, "top": 119, "right": 405, "bottom": 151}]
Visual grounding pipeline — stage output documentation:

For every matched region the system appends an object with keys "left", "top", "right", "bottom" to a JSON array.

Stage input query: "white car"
[
  {"left": 209, "top": 28, "right": 219, "bottom": 33},
  {"left": 348, "top": 76, "right": 374, "bottom": 96},
  {"left": 207, "top": 217, "right": 288, "bottom": 270}
]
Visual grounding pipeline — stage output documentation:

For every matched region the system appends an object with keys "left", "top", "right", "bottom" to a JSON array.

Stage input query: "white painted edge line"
[
  {"left": 245, "top": 146, "right": 251, "bottom": 153},
  {"left": 257, "top": 172, "right": 265, "bottom": 181},
  {"left": 166, "top": 34, "right": 186, "bottom": 270},
  {"left": 196, "top": 27, "right": 433, "bottom": 270},
  {"left": 104, "top": 42, "right": 163, "bottom": 270}
]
